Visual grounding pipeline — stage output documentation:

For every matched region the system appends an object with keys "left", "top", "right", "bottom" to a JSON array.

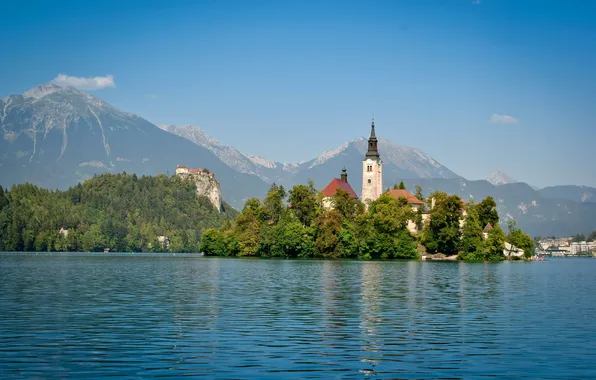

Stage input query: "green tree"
[
  {"left": 263, "top": 183, "right": 287, "bottom": 224},
  {"left": 235, "top": 208, "right": 261, "bottom": 256},
  {"left": 267, "top": 215, "right": 310, "bottom": 257},
  {"left": 507, "top": 220, "right": 535, "bottom": 259},
  {"left": 423, "top": 195, "right": 463, "bottom": 255},
  {"left": 458, "top": 207, "right": 484, "bottom": 259},
  {"left": 475, "top": 196, "right": 499, "bottom": 231},
  {"left": 200, "top": 229, "right": 227, "bottom": 256},
  {"left": 571, "top": 233, "right": 586, "bottom": 243},
  {"left": 288, "top": 182, "right": 319, "bottom": 227},
  {"left": 81, "top": 224, "right": 106, "bottom": 252},
  {"left": 425, "top": 190, "right": 448, "bottom": 211},
  {"left": 393, "top": 181, "right": 406, "bottom": 190},
  {"left": 414, "top": 185, "right": 425, "bottom": 202},
  {"left": 313, "top": 210, "right": 343, "bottom": 258},
  {"left": 484, "top": 225, "right": 506, "bottom": 261},
  {"left": 0, "top": 185, "right": 7, "bottom": 212},
  {"left": 332, "top": 188, "right": 364, "bottom": 220}
]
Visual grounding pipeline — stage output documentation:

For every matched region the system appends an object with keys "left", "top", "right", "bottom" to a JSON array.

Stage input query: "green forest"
[
  {"left": 0, "top": 173, "right": 237, "bottom": 252},
  {"left": 0, "top": 174, "right": 534, "bottom": 260},
  {"left": 200, "top": 182, "right": 535, "bottom": 261}
]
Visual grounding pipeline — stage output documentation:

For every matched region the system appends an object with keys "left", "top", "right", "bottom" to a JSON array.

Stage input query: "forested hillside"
[{"left": 0, "top": 173, "right": 237, "bottom": 252}]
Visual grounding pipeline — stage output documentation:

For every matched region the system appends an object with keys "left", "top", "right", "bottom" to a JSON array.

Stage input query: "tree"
[
  {"left": 234, "top": 208, "right": 261, "bottom": 256},
  {"left": 588, "top": 230, "right": 596, "bottom": 242},
  {"left": 425, "top": 190, "right": 448, "bottom": 211},
  {"left": 332, "top": 188, "right": 364, "bottom": 220},
  {"left": 414, "top": 185, "right": 424, "bottom": 202},
  {"left": 288, "top": 183, "right": 319, "bottom": 227},
  {"left": 200, "top": 229, "right": 227, "bottom": 256},
  {"left": 423, "top": 195, "right": 463, "bottom": 255},
  {"left": 313, "top": 210, "right": 343, "bottom": 258},
  {"left": 394, "top": 181, "right": 406, "bottom": 190},
  {"left": 81, "top": 224, "right": 106, "bottom": 252},
  {"left": 571, "top": 233, "right": 586, "bottom": 243},
  {"left": 475, "top": 196, "right": 499, "bottom": 230},
  {"left": 507, "top": 220, "right": 535, "bottom": 259},
  {"left": 267, "top": 215, "right": 311, "bottom": 257},
  {"left": 360, "top": 194, "right": 418, "bottom": 259},
  {"left": 370, "top": 194, "right": 414, "bottom": 234},
  {"left": 484, "top": 225, "right": 506, "bottom": 261},
  {"left": 458, "top": 207, "right": 484, "bottom": 260},
  {"left": 263, "top": 183, "right": 286, "bottom": 224},
  {"left": 0, "top": 185, "right": 7, "bottom": 212}
]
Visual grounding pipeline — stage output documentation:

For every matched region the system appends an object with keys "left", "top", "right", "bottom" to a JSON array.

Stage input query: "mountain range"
[{"left": 2, "top": 83, "right": 595, "bottom": 236}]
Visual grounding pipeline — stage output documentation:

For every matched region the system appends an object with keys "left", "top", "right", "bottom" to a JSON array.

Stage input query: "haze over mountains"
[
  {"left": 2, "top": 84, "right": 596, "bottom": 236},
  {"left": 0, "top": 84, "right": 269, "bottom": 207}
]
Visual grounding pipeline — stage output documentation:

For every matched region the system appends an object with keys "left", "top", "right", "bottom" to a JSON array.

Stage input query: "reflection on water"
[{"left": 1, "top": 254, "right": 596, "bottom": 378}]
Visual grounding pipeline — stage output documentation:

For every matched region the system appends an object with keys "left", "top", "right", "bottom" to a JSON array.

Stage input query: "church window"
[{"left": 368, "top": 179, "right": 372, "bottom": 184}]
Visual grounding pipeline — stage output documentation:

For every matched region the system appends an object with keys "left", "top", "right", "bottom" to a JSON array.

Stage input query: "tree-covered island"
[{"left": 200, "top": 181, "right": 535, "bottom": 261}]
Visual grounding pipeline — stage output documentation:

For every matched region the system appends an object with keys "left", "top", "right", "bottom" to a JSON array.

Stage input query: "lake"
[{"left": 1, "top": 253, "right": 595, "bottom": 378}]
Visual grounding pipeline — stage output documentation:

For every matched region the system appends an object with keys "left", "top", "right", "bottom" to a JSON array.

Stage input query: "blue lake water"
[{"left": 1, "top": 253, "right": 595, "bottom": 379}]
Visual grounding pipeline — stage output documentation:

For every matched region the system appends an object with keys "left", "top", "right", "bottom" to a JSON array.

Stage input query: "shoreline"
[{"left": 0, "top": 251, "right": 556, "bottom": 262}]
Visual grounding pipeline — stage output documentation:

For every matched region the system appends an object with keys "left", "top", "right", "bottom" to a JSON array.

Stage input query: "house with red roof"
[
  {"left": 321, "top": 168, "right": 358, "bottom": 209},
  {"left": 386, "top": 189, "right": 425, "bottom": 211}
]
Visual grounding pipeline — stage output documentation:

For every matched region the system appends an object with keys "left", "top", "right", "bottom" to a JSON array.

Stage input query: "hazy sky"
[{"left": 1, "top": 0, "right": 595, "bottom": 187}]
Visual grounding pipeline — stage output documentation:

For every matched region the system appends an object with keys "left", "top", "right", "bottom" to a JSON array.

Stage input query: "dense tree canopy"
[
  {"left": 201, "top": 183, "right": 418, "bottom": 260},
  {"left": 1, "top": 174, "right": 532, "bottom": 262},
  {"left": 0, "top": 173, "right": 236, "bottom": 252},
  {"left": 423, "top": 194, "right": 463, "bottom": 255},
  {"left": 475, "top": 196, "right": 499, "bottom": 230},
  {"left": 507, "top": 220, "right": 535, "bottom": 258},
  {"left": 458, "top": 207, "right": 485, "bottom": 260}
]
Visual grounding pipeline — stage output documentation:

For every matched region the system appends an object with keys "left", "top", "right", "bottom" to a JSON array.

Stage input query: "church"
[
  {"left": 361, "top": 119, "right": 383, "bottom": 205},
  {"left": 321, "top": 119, "right": 424, "bottom": 212},
  {"left": 321, "top": 119, "right": 384, "bottom": 207}
]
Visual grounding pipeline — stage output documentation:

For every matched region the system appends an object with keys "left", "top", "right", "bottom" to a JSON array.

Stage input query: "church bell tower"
[{"left": 362, "top": 119, "right": 383, "bottom": 205}]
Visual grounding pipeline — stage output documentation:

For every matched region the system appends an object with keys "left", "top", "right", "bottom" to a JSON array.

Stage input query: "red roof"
[
  {"left": 387, "top": 189, "right": 424, "bottom": 205},
  {"left": 322, "top": 178, "right": 358, "bottom": 199}
]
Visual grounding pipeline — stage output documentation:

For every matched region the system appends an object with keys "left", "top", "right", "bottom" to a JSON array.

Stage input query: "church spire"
[
  {"left": 341, "top": 167, "right": 348, "bottom": 182},
  {"left": 365, "top": 118, "right": 380, "bottom": 159}
]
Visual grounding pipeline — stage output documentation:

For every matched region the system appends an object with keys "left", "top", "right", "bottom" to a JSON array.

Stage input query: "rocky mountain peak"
[
  {"left": 22, "top": 83, "right": 65, "bottom": 99},
  {"left": 487, "top": 170, "right": 516, "bottom": 186}
]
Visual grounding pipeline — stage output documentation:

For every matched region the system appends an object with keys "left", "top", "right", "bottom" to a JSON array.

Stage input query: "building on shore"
[{"left": 321, "top": 168, "right": 359, "bottom": 209}]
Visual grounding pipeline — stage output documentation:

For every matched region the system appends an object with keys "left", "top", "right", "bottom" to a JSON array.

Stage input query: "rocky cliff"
[{"left": 177, "top": 169, "right": 222, "bottom": 212}]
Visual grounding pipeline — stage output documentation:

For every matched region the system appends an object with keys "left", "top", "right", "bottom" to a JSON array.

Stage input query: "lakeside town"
[{"left": 536, "top": 237, "right": 596, "bottom": 257}]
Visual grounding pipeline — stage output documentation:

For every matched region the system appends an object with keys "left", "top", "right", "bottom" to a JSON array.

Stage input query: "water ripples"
[{"left": 1, "top": 254, "right": 596, "bottom": 378}]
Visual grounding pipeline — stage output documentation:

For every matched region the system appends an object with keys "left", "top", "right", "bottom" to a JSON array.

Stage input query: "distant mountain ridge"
[
  {"left": 538, "top": 185, "right": 596, "bottom": 204},
  {"left": 161, "top": 124, "right": 461, "bottom": 194},
  {"left": 0, "top": 84, "right": 269, "bottom": 208},
  {"left": 2, "top": 83, "right": 596, "bottom": 236}
]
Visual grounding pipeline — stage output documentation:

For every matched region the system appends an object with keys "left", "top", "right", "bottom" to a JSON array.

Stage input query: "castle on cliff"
[{"left": 175, "top": 165, "right": 222, "bottom": 212}]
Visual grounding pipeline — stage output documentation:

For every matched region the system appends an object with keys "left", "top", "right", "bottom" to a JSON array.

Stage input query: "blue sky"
[{"left": 1, "top": 0, "right": 596, "bottom": 187}]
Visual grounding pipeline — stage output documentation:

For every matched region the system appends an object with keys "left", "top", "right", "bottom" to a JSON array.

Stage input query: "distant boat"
[{"left": 103, "top": 248, "right": 110, "bottom": 253}]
